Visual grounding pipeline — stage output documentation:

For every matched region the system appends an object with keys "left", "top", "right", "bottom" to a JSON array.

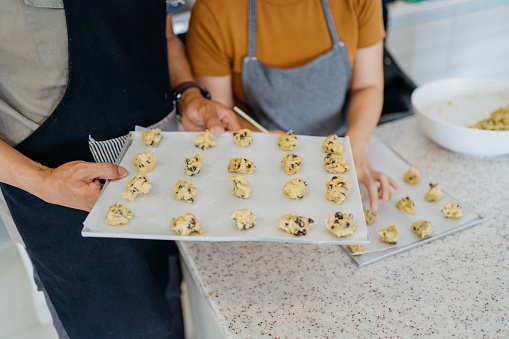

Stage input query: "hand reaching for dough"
[
  {"left": 351, "top": 145, "right": 399, "bottom": 211},
  {"left": 178, "top": 89, "right": 242, "bottom": 135},
  {"left": 39, "top": 161, "right": 129, "bottom": 212}
]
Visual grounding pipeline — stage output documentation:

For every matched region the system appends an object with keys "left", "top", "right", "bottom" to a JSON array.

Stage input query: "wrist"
[
  {"left": 16, "top": 162, "right": 52, "bottom": 198},
  {"left": 173, "top": 81, "right": 211, "bottom": 102}
]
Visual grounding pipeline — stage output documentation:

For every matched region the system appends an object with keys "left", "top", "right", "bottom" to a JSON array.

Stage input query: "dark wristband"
[{"left": 172, "top": 81, "right": 211, "bottom": 101}]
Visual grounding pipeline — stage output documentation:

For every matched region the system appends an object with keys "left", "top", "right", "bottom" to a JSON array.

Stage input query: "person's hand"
[
  {"left": 38, "top": 161, "right": 129, "bottom": 212},
  {"left": 178, "top": 89, "right": 242, "bottom": 135},
  {"left": 351, "top": 145, "right": 399, "bottom": 211}
]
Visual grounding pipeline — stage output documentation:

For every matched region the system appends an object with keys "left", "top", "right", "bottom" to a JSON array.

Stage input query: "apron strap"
[
  {"left": 320, "top": 0, "right": 340, "bottom": 45},
  {"left": 247, "top": 0, "right": 340, "bottom": 58},
  {"left": 247, "top": 0, "right": 257, "bottom": 57}
]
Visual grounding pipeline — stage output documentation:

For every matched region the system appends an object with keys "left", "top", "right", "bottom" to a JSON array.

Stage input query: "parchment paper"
[
  {"left": 343, "top": 135, "right": 484, "bottom": 266},
  {"left": 82, "top": 131, "right": 368, "bottom": 244}
]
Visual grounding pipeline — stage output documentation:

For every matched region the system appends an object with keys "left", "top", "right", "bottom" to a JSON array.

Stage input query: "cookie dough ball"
[
  {"left": 425, "top": 183, "right": 444, "bottom": 202},
  {"left": 142, "top": 128, "right": 163, "bottom": 147},
  {"left": 228, "top": 158, "right": 255, "bottom": 174},
  {"left": 325, "top": 212, "right": 357, "bottom": 237},
  {"left": 403, "top": 166, "right": 421, "bottom": 185},
  {"left": 185, "top": 154, "right": 203, "bottom": 176},
  {"left": 378, "top": 225, "right": 400, "bottom": 245},
  {"left": 377, "top": 185, "right": 392, "bottom": 199},
  {"left": 441, "top": 203, "right": 463, "bottom": 219},
  {"left": 283, "top": 178, "right": 308, "bottom": 200},
  {"left": 193, "top": 130, "right": 216, "bottom": 150},
  {"left": 233, "top": 129, "right": 253, "bottom": 147},
  {"left": 132, "top": 151, "right": 156, "bottom": 174},
  {"left": 230, "top": 209, "right": 257, "bottom": 230},
  {"left": 105, "top": 202, "right": 132, "bottom": 226},
  {"left": 396, "top": 196, "right": 417, "bottom": 214},
  {"left": 324, "top": 153, "right": 351, "bottom": 174},
  {"left": 277, "top": 214, "right": 314, "bottom": 236},
  {"left": 411, "top": 220, "right": 433, "bottom": 238},
  {"left": 348, "top": 245, "right": 364, "bottom": 254},
  {"left": 171, "top": 213, "right": 203, "bottom": 236},
  {"left": 122, "top": 173, "right": 152, "bottom": 202},
  {"left": 174, "top": 179, "right": 198, "bottom": 204},
  {"left": 230, "top": 175, "right": 251, "bottom": 199},
  {"left": 278, "top": 130, "right": 299, "bottom": 151},
  {"left": 364, "top": 209, "right": 378, "bottom": 225},
  {"left": 322, "top": 134, "right": 343, "bottom": 155},
  {"left": 325, "top": 175, "right": 351, "bottom": 205},
  {"left": 281, "top": 153, "right": 303, "bottom": 175}
]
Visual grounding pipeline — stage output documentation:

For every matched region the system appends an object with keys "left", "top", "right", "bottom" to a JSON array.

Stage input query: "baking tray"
[
  {"left": 82, "top": 131, "right": 368, "bottom": 244},
  {"left": 342, "top": 135, "right": 484, "bottom": 267}
]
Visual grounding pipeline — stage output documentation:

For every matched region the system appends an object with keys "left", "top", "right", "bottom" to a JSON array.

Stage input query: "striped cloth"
[{"left": 88, "top": 109, "right": 178, "bottom": 164}]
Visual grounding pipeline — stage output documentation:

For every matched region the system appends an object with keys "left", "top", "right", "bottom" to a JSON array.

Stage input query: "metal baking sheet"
[
  {"left": 343, "top": 135, "right": 484, "bottom": 267},
  {"left": 82, "top": 131, "right": 368, "bottom": 244}
]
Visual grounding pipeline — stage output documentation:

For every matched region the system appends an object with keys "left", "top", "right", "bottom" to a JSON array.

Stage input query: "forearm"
[
  {"left": 0, "top": 139, "right": 49, "bottom": 196},
  {"left": 166, "top": 15, "right": 194, "bottom": 88},
  {"left": 344, "top": 86, "right": 383, "bottom": 151}
]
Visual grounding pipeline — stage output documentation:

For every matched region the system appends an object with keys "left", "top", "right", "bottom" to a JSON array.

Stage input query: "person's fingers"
[
  {"left": 201, "top": 109, "right": 225, "bottom": 135},
  {"left": 215, "top": 106, "right": 242, "bottom": 132},
  {"left": 377, "top": 173, "right": 390, "bottom": 201},
  {"left": 388, "top": 175, "right": 400, "bottom": 190},
  {"left": 366, "top": 178, "right": 379, "bottom": 211},
  {"left": 79, "top": 162, "right": 129, "bottom": 181}
]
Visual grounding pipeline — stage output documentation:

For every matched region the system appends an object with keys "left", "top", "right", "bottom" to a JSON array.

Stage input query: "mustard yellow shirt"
[{"left": 187, "top": 0, "right": 385, "bottom": 111}]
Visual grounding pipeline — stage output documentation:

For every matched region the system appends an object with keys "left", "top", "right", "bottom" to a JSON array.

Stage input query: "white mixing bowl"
[{"left": 411, "top": 77, "right": 509, "bottom": 157}]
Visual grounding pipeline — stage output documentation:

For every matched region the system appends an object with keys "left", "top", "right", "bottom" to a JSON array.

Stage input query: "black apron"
[{"left": 0, "top": 1, "right": 181, "bottom": 338}]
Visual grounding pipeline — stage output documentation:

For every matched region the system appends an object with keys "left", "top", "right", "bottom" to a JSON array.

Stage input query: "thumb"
[
  {"left": 203, "top": 110, "right": 226, "bottom": 135},
  {"left": 83, "top": 162, "right": 129, "bottom": 181}
]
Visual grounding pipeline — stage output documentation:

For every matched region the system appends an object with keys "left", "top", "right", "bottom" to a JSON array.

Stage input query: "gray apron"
[{"left": 241, "top": 0, "right": 352, "bottom": 136}]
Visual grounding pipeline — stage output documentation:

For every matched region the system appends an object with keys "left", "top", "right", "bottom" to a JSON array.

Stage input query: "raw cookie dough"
[
  {"left": 364, "top": 209, "right": 378, "bottom": 225},
  {"left": 228, "top": 158, "right": 255, "bottom": 174},
  {"left": 185, "top": 154, "right": 203, "bottom": 176},
  {"left": 441, "top": 203, "right": 463, "bottom": 219},
  {"left": 325, "top": 175, "right": 351, "bottom": 205},
  {"left": 470, "top": 105, "right": 509, "bottom": 131},
  {"left": 322, "top": 134, "right": 343, "bottom": 155},
  {"left": 277, "top": 214, "right": 314, "bottom": 236},
  {"left": 170, "top": 213, "right": 203, "bottom": 236},
  {"left": 132, "top": 152, "right": 156, "bottom": 174},
  {"left": 283, "top": 178, "right": 308, "bottom": 200},
  {"left": 278, "top": 130, "right": 299, "bottom": 151},
  {"left": 142, "top": 128, "right": 163, "bottom": 147},
  {"left": 105, "top": 202, "right": 132, "bottom": 226},
  {"left": 348, "top": 245, "right": 364, "bottom": 254},
  {"left": 281, "top": 153, "right": 303, "bottom": 175},
  {"left": 378, "top": 225, "right": 400, "bottom": 244},
  {"left": 403, "top": 166, "right": 421, "bottom": 185},
  {"left": 425, "top": 183, "right": 444, "bottom": 202},
  {"left": 122, "top": 173, "right": 152, "bottom": 202},
  {"left": 233, "top": 129, "right": 253, "bottom": 147},
  {"left": 325, "top": 212, "right": 357, "bottom": 237},
  {"left": 324, "top": 153, "right": 351, "bottom": 174},
  {"left": 230, "top": 175, "right": 251, "bottom": 199},
  {"left": 378, "top": 185, "right": 392, "bottom": 199},
  {"left": 193, "top": 129, "right": 216, "bottom": 150},
  {"left": 230, "top": 209, "right": 257, "bottom": 230},
  {"left": 411, "top": 220, "right": 433, "bottom": 238},
  {"left": 174, "top": 179, "right": 198, "bottom": 203},
  {"left": 396, "top": 196, "right": 417, "bottom": 214}
]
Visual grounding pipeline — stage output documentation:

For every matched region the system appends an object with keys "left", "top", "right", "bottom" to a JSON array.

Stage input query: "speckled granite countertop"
[{"left": 178, "top": 117, "right": 509, "bottom": 338}]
